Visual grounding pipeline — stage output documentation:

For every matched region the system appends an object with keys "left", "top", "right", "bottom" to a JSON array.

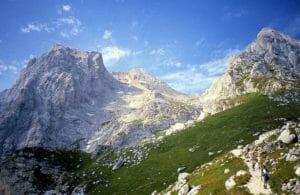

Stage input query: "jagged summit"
[
  {"left": 0, "top": 45, "right": 201, "bottom": 156},
  {"left": 202, "top": 28, "right": 300, "bottom": 113},
  {"left": 0, "top": 45, "right": 120, "bottom": 156},
  {"left": 256, "top": 27, "right": 298, "bottom": 44}
]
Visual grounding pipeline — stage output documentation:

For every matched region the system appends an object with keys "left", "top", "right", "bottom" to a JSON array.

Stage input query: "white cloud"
[
  {"left": 55, "top": 16, "right": 82, "bottom": 38},
  {"left": 131, "top": 35, "right": 138, "bottom": 41},
  {"left": 150, "top": 48, "right": 165, "bottom": 56},
  {"left": 21, "top": 16, "right": 82, "bottom": 38},
  {"left": 132, "top": 50, "right": 143, "bottom": 56},
  {"left": 0, "top": 61, "right": 18, "bottom": 75},
  {"left": 163, "top": 59, "right": 182, "bottom": 68},
  {"left": 160, "top": 68, "right": 215, "bottom": 94},
  {"left": 101, "top": 46, "right": 131, "bottom": 66},
  {"left": 160, "top": 49, "right": 240, "bottom": 94},
  {"left": 21, "top": 23, "right": 53, "bottom": 33},
  {"left": 103, "top": 30, "right": 112, "bottom": 40},
  {"left": 62, "top": 4, "right": 71, "bottom": 12}
]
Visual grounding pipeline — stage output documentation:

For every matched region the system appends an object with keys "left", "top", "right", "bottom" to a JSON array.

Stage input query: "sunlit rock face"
[
  {"left": 0, "top": 44, "right": 201, "bottom": 156},
  {"left": 201, "top": 28, "right": 300, "bottom": 113}
]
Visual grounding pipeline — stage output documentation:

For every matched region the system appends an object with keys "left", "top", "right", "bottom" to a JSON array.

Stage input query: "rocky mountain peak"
[
  {"left": 0, "top": 44, "right": 119, "bottom": 156},
  {"left": 244, "top": 27, "right": 300, "bottom": 73},
  {"left": 202, "top": 28, "right": 300, "bottom": 114},
  {"left": 0, "top": 45, "right": 201, "bottom": 156}
]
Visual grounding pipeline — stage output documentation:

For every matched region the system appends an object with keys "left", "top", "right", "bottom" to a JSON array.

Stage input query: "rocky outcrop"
[
  {"left": 0, "top": 148, "right": 82, "bottom": 194},
  {"left": 201, "top": 28, "right": 300, "bottom": 113}
]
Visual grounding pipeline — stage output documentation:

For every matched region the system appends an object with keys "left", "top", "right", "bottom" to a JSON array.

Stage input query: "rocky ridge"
[
  {"left": 0, "top": 44, "right": 201, "bottom": 156},
  {"left": 201, "top": 28, "right": 300, "bottom": 114}
]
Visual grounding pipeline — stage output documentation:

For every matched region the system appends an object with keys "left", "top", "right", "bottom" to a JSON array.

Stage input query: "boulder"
[
  {"left": 295, "top": 167, "right": 300, "bottom": 177},
  {"left": 178, "top": 172, "right": 190, "bottom": 182},
  {"left": 236, "top": 170, "right": 247, "bottom": 176},
  {"left": 187, "top": 185, "right": 201, "bottom": 195},
  {"left": 112, "top": 158, "right": 124, "bottom": 171},
  {"left": 177, "top": 167, "right": 186, "bottom": 173},
  {"left": 185, "top": 120, "right": 195, "bottom": 128},
  {"left": 178, "top": 183, "right": 189, "bottom": 195},
  {"left": 197, "top": 112, "right": 208, "bottom": 121},
  {"left": 277, "top": 130, "right": 296, "bottom": 144},
  {"left": 231, "top": 149, "right": 242, "bottom": 157},
  {"left": 224, "top": 169, "right": 230, "bottom": 174},
  {"left": 286, "top": 147, "right": 300, "bottom": 162},
  {"left": 225, "top": 176, "right": 236, "bottom": 190}
]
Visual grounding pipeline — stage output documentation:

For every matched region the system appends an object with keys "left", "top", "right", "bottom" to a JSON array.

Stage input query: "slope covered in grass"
[
  {"left": 184, "top": 154, "right": 250, "bottom": 195},
  {"left": 77, "top": 94, "right": 300, "bottom": 194}
]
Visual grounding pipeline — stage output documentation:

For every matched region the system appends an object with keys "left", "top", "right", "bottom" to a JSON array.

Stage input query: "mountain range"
[{"left": 0, "top": 27, "right": 299, "bottom": 194}]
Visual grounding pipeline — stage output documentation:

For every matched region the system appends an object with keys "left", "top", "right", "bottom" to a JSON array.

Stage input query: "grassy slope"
[
  {"left": 187, "top": 153, "right": 251, "bottom": 195},
  {"left": 260, "top": 141, "right": 299, "bottom": 193},
  {"left": 76, "top": 94, "right": 300, "bottom": 194}
]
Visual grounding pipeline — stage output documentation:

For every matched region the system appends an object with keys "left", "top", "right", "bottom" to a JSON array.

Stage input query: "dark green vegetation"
[
  {"left": 18, "top": 147, "right": 92, "bottom": 172},
  {"left": 12, "top": 147, "right": 92, "bottom": 192},
  {"left": 75, "top": 94, "right": 300, "bottom": 194}
]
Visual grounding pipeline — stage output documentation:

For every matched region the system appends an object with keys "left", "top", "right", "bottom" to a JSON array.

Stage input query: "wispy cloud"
[
  {"left": 131, "top": 35, "right": 138, "bottom": 41},
  {"left": 101, "top": 46, "right": 131, "bottom": 66},
  {"left": 103, "top": 30, "right": 112, "bottom": 40},
  {"left": 62, "top": 4, "right": 71, "bottom": 12},
  {"left": 0, "top": 61, "right": 18, "bottom": 75},
  {"left": 150, "top": 48, "right": 165, "bottom": 56},
  {"left": 223, "top": 6, "right": 247, "bottom": 19},
  {"left": 162, "top": 59, "right": 182, "bottom": 68},
  {"left": 284, "top": 15, "right": 300, "bottom": 37},
  {"left": 160, "top": 49, "right": 240, "bottom": 94},
  {"left": 21, "top": 22, "right": 54, "bottom": 33},
  {"left": 21, "top": 16, "right": 83, "bottom": 38},
  {"left": 194, "top": 38, "right": 206, "bottom": 48},
  {"left": 55, "top": 16, "right": 82, "bottom": 38}
]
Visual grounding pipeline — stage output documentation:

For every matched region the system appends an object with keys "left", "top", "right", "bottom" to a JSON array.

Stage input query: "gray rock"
[
  {"left": 187, "top": 185, "right": 201, "bottom": 195},
  {"left": 277, "top": 130, "right": 296, "bottom": 144},
  {"left": 177, "top": 167, "right": 186, "bottom": 173},
  {"left": 286, "top": 146, "right": 300, "bottom": 161},
  {"left": 178, "top": 183, "right": 189, "bottom": 195},
  {"left": 112, "top": 158, "right": 124, "bottom": 171},
  {"left": 178, "top": 172, "right": 190, "bottom": 182}
]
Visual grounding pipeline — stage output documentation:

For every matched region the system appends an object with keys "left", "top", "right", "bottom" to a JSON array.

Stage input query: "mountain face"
[
  {"left": 0, "top": 45, "right": 201, "bottom": 156},
  {"left": 201, "top": 28, "right": 300, "bottom": 113}
]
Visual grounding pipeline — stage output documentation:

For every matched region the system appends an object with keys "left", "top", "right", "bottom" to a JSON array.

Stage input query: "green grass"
[
  {"left": 187, "top": 154, "right": 250, "bottom": 195},
  {"left": 260, "top": 143, "right": 299, "bottom": 193},
  {"left": 74, "top": 94, "right": 300, "bottom": 194},
  {"left": 268, "top": 159, "right": 298, "bottom": 193}
]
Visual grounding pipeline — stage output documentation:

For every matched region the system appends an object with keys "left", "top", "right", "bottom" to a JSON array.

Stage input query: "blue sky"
[{"left": 0, "top": 0, "right": 300, "bottom": 94}]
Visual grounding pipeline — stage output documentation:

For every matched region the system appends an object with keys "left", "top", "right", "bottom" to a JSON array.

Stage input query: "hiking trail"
[{"left": 243, "top": 156, "right": 272, "bottom": 195}]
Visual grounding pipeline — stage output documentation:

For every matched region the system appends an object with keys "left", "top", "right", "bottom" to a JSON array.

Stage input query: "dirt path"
[{"left": 243, "top": 157, "right": 272, "bottom": 195}]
